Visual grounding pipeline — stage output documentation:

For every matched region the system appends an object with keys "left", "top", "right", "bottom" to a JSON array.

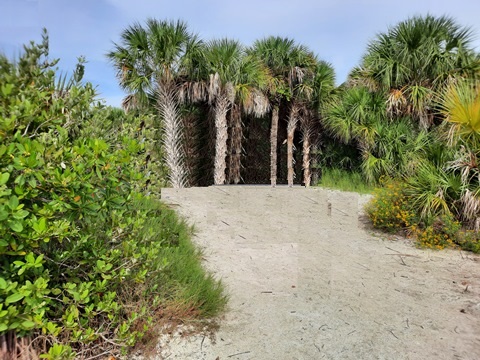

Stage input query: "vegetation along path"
[{"left": 158, "top": 186, "right": 480, "bottom": 360}]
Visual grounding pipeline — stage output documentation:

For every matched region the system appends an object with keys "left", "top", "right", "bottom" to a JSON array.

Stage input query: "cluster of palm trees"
[
  {"left": 108, "top": 15, "right": 480, "bottom": 227},
  {"left": 323, "top": 15, "right": 480, "bottom": 228},
  {"left": 108, "top": 19, "right": 335, "bottom": 188}
]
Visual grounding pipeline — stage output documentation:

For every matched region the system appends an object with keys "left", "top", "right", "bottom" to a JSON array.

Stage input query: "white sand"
[{"left": 153, "top": 186, "right": 480, "bottom": 360}]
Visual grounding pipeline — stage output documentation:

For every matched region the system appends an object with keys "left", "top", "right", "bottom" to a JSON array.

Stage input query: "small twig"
[
  {"left": 260, "top": 291, "right": 273, "bottom": 294},
  {"left": 333, "top": 208, "right": 349, "bottom": 216},
  {"left": 355, "top": 262, "right": 369, "bottom": 270},
  {"left": 200, "top": 335, "right": 205, "bottom": 351},
  {"left": 228, "top": 350, "right": 251, "bottom": 357},
  {"left": 303, "top": 196, "right": 319, "bottom": 204},
  {"left": 96, "top": 333, "right": 126, "bottom": 348},
  {"left": 221, "top": 220, "right": 230, "bottom": 226},
  {"left": 314, "top": 343, "right": 322, "bottom": 352},
  {"left": 347, "top": 330, "right": 356, "bottom": 335},
  {"left": 213, "top": 187, "right": 229, "bottom": 195},
  {"left": 388, "top": 330, "right": 399, "bottom": 339}
]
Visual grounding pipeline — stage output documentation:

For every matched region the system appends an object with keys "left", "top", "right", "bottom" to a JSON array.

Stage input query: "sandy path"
[{"left": 157, "top": 186, "right": 480, "bottom": 360}]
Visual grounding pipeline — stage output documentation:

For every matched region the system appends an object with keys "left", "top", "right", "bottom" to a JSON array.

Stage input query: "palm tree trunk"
[
  {"left": 229, "top": 104, "right": 243, "bottom": 184},
  {"left": 287, "top": 105, "right": 299, "bottom": 187},
  {"left": 157, "top": 86, "right": 187, "bottom": 188},
  {"left": 214, "top": 96, "right": 230, "bottom": 185},
  {"left": 270, "top": 105, "right": 279, "bottom": 187},
  {"left": 311, "top": 143, "right": 319, "bottom": 185},
  {"left": 302, "top": 129, "right": 311, "bottom": 187}
]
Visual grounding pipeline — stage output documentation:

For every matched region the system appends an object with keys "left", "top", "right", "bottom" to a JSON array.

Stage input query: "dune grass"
[{"left": 316, "top": 168, "right": 375, "bottom": 194}]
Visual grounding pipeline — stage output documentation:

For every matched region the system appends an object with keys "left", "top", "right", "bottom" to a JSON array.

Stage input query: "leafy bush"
[
  {"left": 366, "top": 181, "right": 414, "bottom": 232},
  {"left": 455, "top": 230, "right": 480, "bottom": 253},
  {"left": 367, "top": 180, "right": 480, "bottom": 253},
  {"left": 0, "top": 32, "right": 225, "bottom": 359},
  {"left": 410, "top": 214, "right": 460, "bottom": 250}
]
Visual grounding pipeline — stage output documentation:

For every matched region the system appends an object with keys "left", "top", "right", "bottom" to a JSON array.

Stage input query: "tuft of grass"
[
  {"left": 133, "top": 197, "right": 227, "bottom": 318},
  {"left": 122, "top": 197, "right": 227, "bottom": 356},
  {"left": 316, "top": 168, "right": 375, "bottom": 194}
]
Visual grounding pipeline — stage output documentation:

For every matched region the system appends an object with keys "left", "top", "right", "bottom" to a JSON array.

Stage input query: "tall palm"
[
  {"left": 351, "top": 15, "right": 479, "bottom": 129},
  {"left": 203, "top": 39, "right": 269, "bottom": 185},
  {"left": 249, "top": 37, "right": 316, "bottom": 186},
  {"left": 300, "top": 60, "right": 335, "bottom": 186},
  {"left": 108, "top": 19, "right": 203, "bottom": 188}
]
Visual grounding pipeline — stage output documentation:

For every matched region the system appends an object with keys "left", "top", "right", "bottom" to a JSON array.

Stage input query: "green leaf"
[
  {"left": 21, "top": 320, "right": 35, "bottom": 329},
  {"left": 0, "top": 277, "right": 7, "bottom": 289},
  {"left": 13, "top": 209, "right": 29, "bottom": 219},
  {"left": 9, "top": 221, "right": 23, "bottom": 232},
  {"left": 5, "top": 293, "right": 24, "bottom": 304},
  {"left": 28, "top": 178, "right": 37, "bottom": 188},
  {"left": 33, "top": 217, "right": 46, "bottom": 233},
  {"left": 0, "top": 173, "right": 9, "bottom": 186},
  {"left": 26, "top": 252, "right": 35, "bottom": 264},
  {"left": 1, "top": 83, "right": 13, "bottom": 97},
  {"left": 0, "top": 323, "right": 7, "bottom": 332},
  {"left": 8, "top": 195, "right": 19, "bottom": 210},
  {"left": 35, "top": 254, "right": 44, "bottom": 265}
]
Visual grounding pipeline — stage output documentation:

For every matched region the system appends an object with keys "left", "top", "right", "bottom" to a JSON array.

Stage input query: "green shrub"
[
  {"left": 0, "top": 32, "right": 225, "bottom": 359},
  {"left": 366, "top": 180, "right": 414, "bottom": 232},
  {"left": 455, "top": 230, "right": 480, "bottom": 253},
  {"left": 411, "top": 214, "right": 460, "bottom": 250}
]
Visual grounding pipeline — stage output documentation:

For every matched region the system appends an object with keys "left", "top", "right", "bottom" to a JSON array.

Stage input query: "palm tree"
[
  {"left": 324, "top": 86, "right": 429, "bottom": 184},
  {"left": 203, "top": 39, "right": 269, "bottom": 185},
  {"left": 300, "top": 60, "right": 335, "bottom": 186},
  {"left": 107, "top": 19, "right": 203, "bottom": 188},
  {"left": 249, "top": 37, "right": 317, "bottom": 186},
  {"left": 351, "top": 15, "right": 479, "bottom": 129},
  {"left": 440, "top": 79, "right": 480, "bottom": 227}
]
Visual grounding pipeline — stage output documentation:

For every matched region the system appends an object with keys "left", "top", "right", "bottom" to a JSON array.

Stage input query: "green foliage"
[
  {"left": 366, "top": 181, "right": 415, "bottom": 233},
  {"left": 404, "top": 161, "right": 462, "bottom": 223},
  {"left": 0, "top": 34, "right": 224, "bottom": 358},
  {"left": 455, "top": 230, "right": 480, "bottom": 253},
  {"left": 316, "top": 168, "right": 374, "bottom": 194},
  {"left": 324, "top": 86, "right": 431, "bottom": 184},
  {"left": 411, "top": 214, "right": 460, "bottom": 250}
]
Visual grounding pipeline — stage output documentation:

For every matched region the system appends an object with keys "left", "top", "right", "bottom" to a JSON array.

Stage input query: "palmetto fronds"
[
  {"left": 405, "top": 161, "right": 461, "bottom": 220},
  {"left": 441, "top": 80, "right": 480, "bottom": 148},
  {"left": 356, "top": 15, "right": 479, "bottom": 128},
  {"left": 108, "top": 19, "right": 202, "bottom": 188}
]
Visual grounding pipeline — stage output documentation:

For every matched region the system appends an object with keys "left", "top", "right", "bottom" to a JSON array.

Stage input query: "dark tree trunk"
[{"left": 270, "top": 105, "right": 279, "bottom": 187}]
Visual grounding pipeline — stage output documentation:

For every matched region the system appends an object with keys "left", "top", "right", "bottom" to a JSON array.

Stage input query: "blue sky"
[{"left": 1, "top": 0, "right": 480, "bottom": 107}]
